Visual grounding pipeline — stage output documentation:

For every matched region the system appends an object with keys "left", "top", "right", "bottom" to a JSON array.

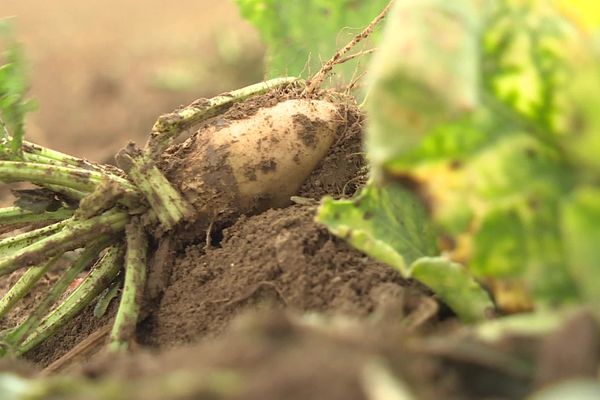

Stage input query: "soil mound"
[{"left": 139, "top": 204, "right": 419, "bottom": 348}]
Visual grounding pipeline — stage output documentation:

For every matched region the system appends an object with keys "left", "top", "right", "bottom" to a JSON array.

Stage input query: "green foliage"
[
  {"left": 561, "top": 187, "right": 600, "bottom": 307},
  {"left": 481, "top": 1, "right": 567, "bottom": 134},
  {"left": 366, "top": 0, "right": 480, "bottom": 170},
  {"left": 558, "top": 50, "right": 600, "bottom": 175},
  {"left": 318, "top": 0, "right": 600, "bottom": 315},
  {"left": 235, "top": 0, "right": 388, "bottom": 84},
  {"left": 410, "top": 257, "right": 494, "bottom": 323},
  {"left": 0, "top": 19, "right": 35, "bottom": 160},
  {"left": 317, "top": 181, "right": 493, "bottom": 322},
  {"left": 317, "top": 183, "right": 438, "bottom": 276}
]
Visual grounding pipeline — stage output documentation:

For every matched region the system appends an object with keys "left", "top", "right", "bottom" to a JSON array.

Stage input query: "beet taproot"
[{"left": 161, "top": 98, "right": 348, "bottom": 224}]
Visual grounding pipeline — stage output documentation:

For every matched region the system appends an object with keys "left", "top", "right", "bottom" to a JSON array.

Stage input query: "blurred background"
[{"left": 2, "top": 0, "right": 265, "bottom": 162}]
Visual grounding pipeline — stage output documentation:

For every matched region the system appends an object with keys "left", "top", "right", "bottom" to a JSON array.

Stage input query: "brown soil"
[
  {"left": 138, "top": 204, "right": 421, "bottom": 348},
  {"left": 297, "top": 97, "right": 366, "bottom": 199},
  {"left": 17, "top": 309, "right": 600, "bottom": 400},
  {"left": 77, "top": 310, "right": 534, "bottom": 400}
]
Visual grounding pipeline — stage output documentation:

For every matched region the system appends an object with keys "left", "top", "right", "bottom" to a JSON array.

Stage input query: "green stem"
[
  {"left": 77, "top": 178, "right": 141, "bottom": 218},
  {"left": 17, "top": 244, "right": 125, "bottom": 355},
  {"left": 22, "top": 152, "right": 78, "bottom": 167},
  {"left": 147, "top": 77, "right": 302, "bottom": 155},
  {"left": 0, "top": 219, "right": 70, "bottom": 258},
  {"left": 0, "top": 161, "right": 138, "bottom": 195},
  {"left": 0, "top": 161, "right": 95, "bottom": 191},
  {"left": 23, "top": 141, "right": 115, "bottom": 176},
  {"left": 117, "top": 144, "right": 194, "bottom": 230},
  {"left": 4, "top": 140, "right": 93, "bottom": 199},
  {"left": 0, "top": 209, "right": 128, "bottom": 277},
  {"left": 0, "top": 206, "right": 74, "bottom": 225},
  {"left": 0, "top": 256, "right": 61, "bottom": 320},
  {"left": 5, "top": 238, "right": 111, "bottom": 348},
  {"left": 22, "top": 142, "right": 135, "bottom": 198},
  {"left": 109, "top": 221, "right": 148, "bottom": 352}
]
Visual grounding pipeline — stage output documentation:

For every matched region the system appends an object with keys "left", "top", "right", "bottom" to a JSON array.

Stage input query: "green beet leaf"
[
  {"left": 0, "top": 19, "right": 36, "bottom": 160},
  {"left": 235, "top": 0, "right": 388, "bottom": 84},
  {"left": 561, "top": 187, "right": 600, "bottom": 308},
  {"left": 481, "top": 1, "right": 568, "bottom": 135},
  {"left": 317, "top": 183, "right": 493, "bottom": 322},
  {"left": 317, "top": 183, "right": 437, "bottom": 275},
  {"left": 411, "top": 257, "right": 493, "bottom": 323},
  {"left": 365, "top": 0, "right": 480, "bottom": 169},
  {"left": 558, "top": 56, "right": 600, "bottom": 175}
]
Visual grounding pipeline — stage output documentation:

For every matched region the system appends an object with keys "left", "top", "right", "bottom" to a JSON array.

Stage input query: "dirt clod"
[{"left": 138, "top": 204, "right": 419, "bottom": 348}]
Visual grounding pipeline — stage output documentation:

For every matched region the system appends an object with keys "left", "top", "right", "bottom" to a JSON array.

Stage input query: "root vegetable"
[{"left": 163, "top": 98, "right": 345, "bottom": 224}]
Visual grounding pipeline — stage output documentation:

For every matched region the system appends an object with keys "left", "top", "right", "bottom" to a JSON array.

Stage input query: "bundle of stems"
[{"left": 0, "top": 77, "right": 298, "bottom": 356}]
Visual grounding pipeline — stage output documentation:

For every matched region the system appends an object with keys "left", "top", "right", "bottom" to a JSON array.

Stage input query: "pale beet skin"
[{"left": 161, "top": 98, "right": 349, "bottom": 225}]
